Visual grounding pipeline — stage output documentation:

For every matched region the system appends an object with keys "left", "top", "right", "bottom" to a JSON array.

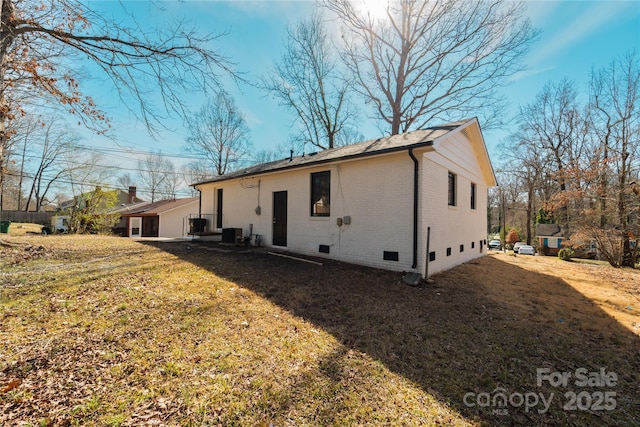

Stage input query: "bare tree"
[
  {"left": 181, "top": 163, "right": 212, "bottom": 196},
  {"left": 499, "top": 136, "right": 548, "bottom": 245},
  {"left": 184, "top": 90, "right": 252, "bottom": 176},
  {"left": 325, "top": 0, "right": 538, "bottom": 135},
  {"left": 24, "top": 118, "right": 77, "bottom": 211},
  {"left": 1, "top": 114, "right": 78, "bottom": 211},
  {"left": 588, "top": 52, "right": 639, "bottom": 267},
  {"left": 252, "top": 148, "right": 284, "bottom": 165},
  {"left": 3, "top": 113, "right": 39, "bottom": 210},
  {"left": 137, "top": 151, "right": 175, "bottom": 203},
  {"left": 64, "top": 151, "right": 112, "bottom": 200},
  {"left": 116, "top": 173, "right": 135, "bottom": 190},
  {"left": 261, "top": 12, "right": 360, "bottom": 150},
  {"left": 516, "top": 79, "right": 591, "bottom": 224},
  {"left": 492, "top": 169, "right": 526, "bottom": 244},
  {"left": 161, "top": 160, "right": 181, "bottom": 200},
  {"left": 0, "top": 0, "right": 235, "bottom": 206}
]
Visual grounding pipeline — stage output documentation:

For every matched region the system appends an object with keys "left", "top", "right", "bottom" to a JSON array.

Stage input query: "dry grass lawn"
[
  {"left": 1, "top": 235, "right": 639, "bottom": 426},
  {"left": 2, "top": 222, "right": 44, "bottom": 236}
]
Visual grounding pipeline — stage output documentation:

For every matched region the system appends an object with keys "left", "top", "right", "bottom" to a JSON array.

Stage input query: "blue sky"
[{"left": 79, "top": 0, "right": 640, "bottom": 193}]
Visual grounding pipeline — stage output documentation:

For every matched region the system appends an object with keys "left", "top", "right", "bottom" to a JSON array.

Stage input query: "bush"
[
  {"left": 506, "top": 228, "right": 520, "bottom": 245},
  {"left": 558, "top": 248, "right": 574, "bottom": 261},
  {"left": 539, "top": 245, "right": 549, "bottom": 256}
]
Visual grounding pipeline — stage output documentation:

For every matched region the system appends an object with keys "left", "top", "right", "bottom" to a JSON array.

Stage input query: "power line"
[
  {"left": 12, "top": 153, "right": 201, "bottom": 177},
  {"left": 74, "top": 143, "right": 202, "bottom": 161},
  {"left": 2, "top": 171, "right": 196, "bottom": 199}
]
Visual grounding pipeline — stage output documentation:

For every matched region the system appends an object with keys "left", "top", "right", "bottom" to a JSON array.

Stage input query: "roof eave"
[
  {"left": 193, "top": 140, "right": 435, "bottom": 187},
  {"left": 431, "top": 118, "right": 496, "bottom": 187}
]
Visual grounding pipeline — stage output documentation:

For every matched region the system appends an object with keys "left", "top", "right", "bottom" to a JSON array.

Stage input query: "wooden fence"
[{"left": 0, "top": 210, "right": 55, "bottom": 224}]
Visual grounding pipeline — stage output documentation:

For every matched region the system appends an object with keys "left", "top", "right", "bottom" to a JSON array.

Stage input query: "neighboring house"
[
  {"left": 59, "top": 186, "right": 144, "bottom": 211},
  {"left": 57, "top": 186, "right": 143, "bottom": 234},
  {"left": 193, "top": 118, "right": 496, "bottom": 278},
  {"left": 535, "top": 224, "right": 565, "bottom": 256},
  {"left": 118, "top": 197, "right": 199, "bottom": 238}
]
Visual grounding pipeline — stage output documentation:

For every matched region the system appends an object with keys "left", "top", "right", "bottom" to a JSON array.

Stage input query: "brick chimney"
[{"left": 128, "top": 186, "right": 137, "bottom": 204}]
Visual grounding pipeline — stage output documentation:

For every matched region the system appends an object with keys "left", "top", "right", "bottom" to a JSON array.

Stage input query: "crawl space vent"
[{"left": 383, "top": 251, "right": 399, "bottom": 261}]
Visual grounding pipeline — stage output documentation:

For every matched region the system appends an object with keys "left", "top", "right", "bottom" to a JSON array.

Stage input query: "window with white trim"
[{"left": 310, "top": 171, "right": 330, "bottom": 216}]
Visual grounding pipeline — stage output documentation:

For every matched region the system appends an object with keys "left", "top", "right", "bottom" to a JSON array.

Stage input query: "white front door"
[{"left": 129, "top": 217, "right": 142, "bottom": 238}]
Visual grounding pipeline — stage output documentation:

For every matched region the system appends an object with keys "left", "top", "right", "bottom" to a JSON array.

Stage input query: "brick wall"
[
  {"left": 198, "top": 153, "right": 416, "bottom": 272},
  {"left": 197, "top": 129, "right": 492, "bottom": 276},
  {"left": 420, "top": 132, "right": 489, "bottom": 276}
]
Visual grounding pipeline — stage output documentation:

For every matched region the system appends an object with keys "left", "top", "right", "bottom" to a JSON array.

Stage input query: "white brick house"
[{"left": 193, "top": 118, "right": 496, "bottom": 278}]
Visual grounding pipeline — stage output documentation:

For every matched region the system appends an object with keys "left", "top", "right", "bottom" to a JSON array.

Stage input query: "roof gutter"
[
  {"left": 408, "top": 148, "right": 419, "bottom": 269},
  {"left": 193, "top": 140, "right": 436, "bottom": 187}
]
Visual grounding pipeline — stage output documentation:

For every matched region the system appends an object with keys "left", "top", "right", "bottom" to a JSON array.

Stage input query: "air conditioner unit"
[{"left": 222, "top": 228, "right": 243, "bottom": 244}]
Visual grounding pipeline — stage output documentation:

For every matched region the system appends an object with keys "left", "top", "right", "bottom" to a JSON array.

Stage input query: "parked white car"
[
  {"left": 489, "top": 239, "right": 502, "bottom": 250},
  {"left": 518, "top": 245, "right": 536, "bottom": 255},
  {"left": 513, "top": 242, "right": 525, "bottom": 253}
]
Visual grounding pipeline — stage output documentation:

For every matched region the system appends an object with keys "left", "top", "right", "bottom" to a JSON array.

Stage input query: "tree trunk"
[
  {"left": 526, "top": 184, "right": 533, "bottom": 245},
  {"left": 0, "top": 0, "right": 16, "bottom": 219},
  {"left": 619, "top": 152, "right": 633, "bottom": 267},
  {"left": 599, "top": 142, "right": 608, "bottom": 227}
]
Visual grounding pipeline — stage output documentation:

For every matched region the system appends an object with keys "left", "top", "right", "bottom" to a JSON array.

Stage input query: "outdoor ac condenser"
[{"left": 222, "top": 228, "right": 243, "bottom": 244}]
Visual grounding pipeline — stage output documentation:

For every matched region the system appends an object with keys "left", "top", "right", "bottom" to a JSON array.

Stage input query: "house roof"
[
  {"left": 536, "top": 224, "right": 565, "bottom": 237},
  {"left": 117, "top": 197, "right": 199, "bottom": 217},
  {"left": 193, "top": 118, "right": 495, "bottom": 186},
  {"left": 59, "top": 188, "right": 144, "bottom": 210}
]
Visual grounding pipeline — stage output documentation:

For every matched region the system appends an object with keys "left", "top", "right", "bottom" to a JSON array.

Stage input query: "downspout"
[
  {"left": 408, "top": 148, "right": 419, "bottom": 269},
  {"left": 197, "top": 187, "right": 202, "bottom": 218},
  {"left": 425, "top": 226, "right": 431, "bottom": 278}
]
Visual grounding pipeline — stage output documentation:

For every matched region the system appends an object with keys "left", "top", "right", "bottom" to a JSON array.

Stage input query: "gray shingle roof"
[
  {"left": 536, "top": 224, "right": 565, "bottom": 237},
  {"left": 193, "top": 119, "right": 473, "bottom": 186},
  {"left": 117, "top": 197, "right": 199, "bottom": 216}
]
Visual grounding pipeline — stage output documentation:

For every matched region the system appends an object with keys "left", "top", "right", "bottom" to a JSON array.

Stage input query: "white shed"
[{"left": 193, "top": 118, "right": 496, "bottom": 278}]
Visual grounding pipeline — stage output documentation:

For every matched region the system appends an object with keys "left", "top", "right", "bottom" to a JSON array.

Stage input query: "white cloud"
[
  {"left": 242, "top": 108, "right": 265, "bottom": 129},
  {"left": 527, "top": 1, "right": 634, "bottom": 66},
  {"left": 509, "top": 65, "right": 557, "bottom": 82},
  {"left": 223, "top": 0, "right": 316, "bottom": 18},
  {"left": 525, "top": 0, "right": 562, "bottom": 25}
]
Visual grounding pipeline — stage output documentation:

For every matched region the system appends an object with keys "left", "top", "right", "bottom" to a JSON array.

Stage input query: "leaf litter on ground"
[{"left": 1, "top": 235, "right": 639, "bottom": 426}]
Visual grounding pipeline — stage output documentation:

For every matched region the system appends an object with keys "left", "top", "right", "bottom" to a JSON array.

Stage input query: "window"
[
  {"left": 216, "top": 188, "right": 223, "bottom": 228},
  {"left": 470, "top": 182, "right": 477, "bottom": 210},
  {"left": 448, "top": 172, "right": 457, "bottom": 206},
  {"left": 311, "top": 171, "right": 330, "bottom": 216}
]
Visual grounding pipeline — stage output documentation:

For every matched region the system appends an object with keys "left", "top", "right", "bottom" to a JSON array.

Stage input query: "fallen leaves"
[
  {"left": 1, "top": 378, "right": 21, "bottom": 394},
  {"left": 1, "top": 236, "right": 639, "bottom": 426},
  {"left": 0, "top": 240, "right": 50, "bottom": 265}
]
